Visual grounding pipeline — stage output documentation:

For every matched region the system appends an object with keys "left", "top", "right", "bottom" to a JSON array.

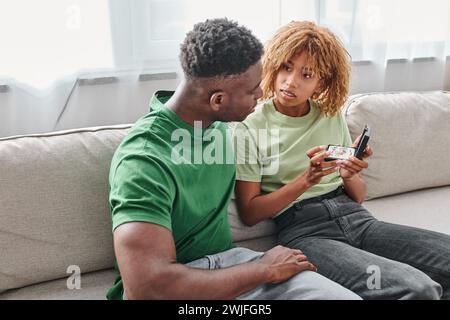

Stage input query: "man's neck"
[{"left": 165, "top": 80, "right": 214, "bottom": 128}]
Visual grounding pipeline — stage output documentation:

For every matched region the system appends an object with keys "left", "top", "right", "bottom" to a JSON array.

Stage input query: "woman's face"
[{"left": 274, "top": 52, "right": 321, "bottom": 110}]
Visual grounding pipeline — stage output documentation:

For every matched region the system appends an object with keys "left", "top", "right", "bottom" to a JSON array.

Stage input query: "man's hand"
[
  {"left": 301, "top": 146, "right": 339, "bottom": 188},
  {"left": 258, "top": 245, "right": 317, "bottom": 284},
  {"left": 338, "top": 136, "right": 373, "bottom": 180}
]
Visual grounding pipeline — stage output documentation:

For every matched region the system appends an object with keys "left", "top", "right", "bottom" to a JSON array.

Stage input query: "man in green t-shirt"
[{"left": 107, "top": 18, "right": 360, "bottom": 300}]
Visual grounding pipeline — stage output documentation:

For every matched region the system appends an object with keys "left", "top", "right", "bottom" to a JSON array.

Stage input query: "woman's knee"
[
  {"left": 378, "top": 264, "right": 443, "bottom": 300},
  {"left": 406, "top": 277, "right": 442, "bottom": 300}
]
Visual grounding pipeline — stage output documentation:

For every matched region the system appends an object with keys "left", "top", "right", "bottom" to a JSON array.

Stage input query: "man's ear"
[{"left": 209, "top": 91, "right": 229, "bottom": 112}]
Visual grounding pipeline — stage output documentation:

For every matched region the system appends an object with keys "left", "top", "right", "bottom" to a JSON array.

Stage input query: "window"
[
  {"left": 0, "top": 0, "right": 113, "bottom": 89},
  {"left": 109, "top": 0, "right": 281, "bottom": 72},
  {"left": 318, "top": 0, "right": 450, "bottom": 60},
  {"left": 2, "top": 0, "right": 449, "bottom": 89}
]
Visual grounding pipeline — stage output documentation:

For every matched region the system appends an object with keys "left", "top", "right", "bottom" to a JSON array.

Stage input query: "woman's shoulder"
[
  {"left": 241, "top": 99, "right": 273, "bottom": 129},
  {"left": 312, "top": 99, "right": 346, "bottom": 122}
]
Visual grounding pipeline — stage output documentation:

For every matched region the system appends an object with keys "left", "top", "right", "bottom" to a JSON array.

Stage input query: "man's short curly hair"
[{"left": 180, "top": 18, "right": 263, "bottom": 79}]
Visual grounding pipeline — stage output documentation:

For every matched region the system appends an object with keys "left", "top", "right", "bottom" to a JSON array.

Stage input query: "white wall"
[
  {"left": 54, "top": 77, "right": 179, "bottom": 132},
  {"left": 0, "top": 75, "right": 180, "bottom": 138}
]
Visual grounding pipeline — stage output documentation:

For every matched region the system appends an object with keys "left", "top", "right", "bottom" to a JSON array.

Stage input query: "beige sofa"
[{"left": 1, "top": 91, "right": 449, "bottom": 300}]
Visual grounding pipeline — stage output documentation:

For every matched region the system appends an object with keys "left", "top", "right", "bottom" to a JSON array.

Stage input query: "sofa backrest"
[
  {"left": 0, "top": 125, "right": 131, "bottom": 293},
  {"left": 343, "top": 91, "right": 450, "bottom": 200}
]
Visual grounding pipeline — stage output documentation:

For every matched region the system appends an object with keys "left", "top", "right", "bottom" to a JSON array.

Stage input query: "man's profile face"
[{"left": 220, "top": 61, "right": 263, "bottom": 122}]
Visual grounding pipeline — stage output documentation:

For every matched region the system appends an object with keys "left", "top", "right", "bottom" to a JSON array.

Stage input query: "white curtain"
[
  {"left": 318, "top": 0, "right": 450, "bottom": 59},
  {"left": 109, "top": 0, "right": 450, "bottom": 93},
  {"left": 316, "top": 0, "right": 450, "bottom": 92},
  {"left": 0, "top": 0, "right": 113, "bottom": 92},
  {"left": 0, "top": 0, "right": 114, "bottom": 137},
  {"left": 1, "top": 0, "right": 449, "bottom": 91}
]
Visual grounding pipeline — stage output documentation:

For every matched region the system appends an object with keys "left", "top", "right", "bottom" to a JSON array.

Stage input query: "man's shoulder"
[
  {"left": 111, "top": 115, "right": 174, "bottom": 174},
  {"left": 125, "top": 107, "right": 178, "bottom": 148},
  {"left": 117, "top": 117, "right": 159, "bottom": 153}
]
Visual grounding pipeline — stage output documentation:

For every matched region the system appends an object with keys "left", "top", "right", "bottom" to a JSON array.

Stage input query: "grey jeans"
[
  {"left": 274, "top": 186, "right": 449, "bottom": 300},
  {"left": 185, "top": 247, "right": 361, "bottom": 300}
]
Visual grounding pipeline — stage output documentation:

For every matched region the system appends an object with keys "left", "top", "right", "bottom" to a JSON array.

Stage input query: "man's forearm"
[
  {"left": 128, "top": 260, "right": 270, "bottom": 300},
  {"left": 342, "top": 174, "right": 367, "bottom": 203}
]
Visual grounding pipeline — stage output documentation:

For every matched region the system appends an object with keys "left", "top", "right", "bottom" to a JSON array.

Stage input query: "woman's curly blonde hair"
[{"left": 262, "top": 21, "right": 351, "bottom": 117}]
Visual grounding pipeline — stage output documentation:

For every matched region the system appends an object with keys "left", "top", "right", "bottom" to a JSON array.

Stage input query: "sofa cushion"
[
  {"left": 235, "top": 236, "right": 277, "bottom": 253},
  {"left": 0, "top": 269, "right": 116, "bottom": 300},
  {"left": 343, "top": 91, "right": 450, "bottom": 200},
  {"left": 0, "top": 125, "right": 131, "bottom": 293},
  {"left": 364, "top": 186, "right": 450, "bottom": 236},
  {"left": 228, "top": 199, "right": 276, "bottom": 242}
]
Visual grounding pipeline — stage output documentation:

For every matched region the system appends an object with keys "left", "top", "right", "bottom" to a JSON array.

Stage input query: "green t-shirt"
[
  {"left": 107, "top": 91, "right": 235, "bottom": 300},
  {"left": 234, "top": 99, "right": 352, "bottom": 216}
]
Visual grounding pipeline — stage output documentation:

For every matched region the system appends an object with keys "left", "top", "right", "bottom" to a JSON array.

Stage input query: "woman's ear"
[
  {"left": 209, "top": 91, "right": 229, "bottom": 112},
  {"left": 315, "top": 79, "right": 325, "bottom": 93},
  {"left": 313, "top": 80, "right": 325, "bottom": 98}
]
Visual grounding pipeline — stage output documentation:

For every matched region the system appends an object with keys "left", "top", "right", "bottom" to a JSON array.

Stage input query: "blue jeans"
[{"left": 274, "top": 186, "right": 449, "bottom": 300}]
